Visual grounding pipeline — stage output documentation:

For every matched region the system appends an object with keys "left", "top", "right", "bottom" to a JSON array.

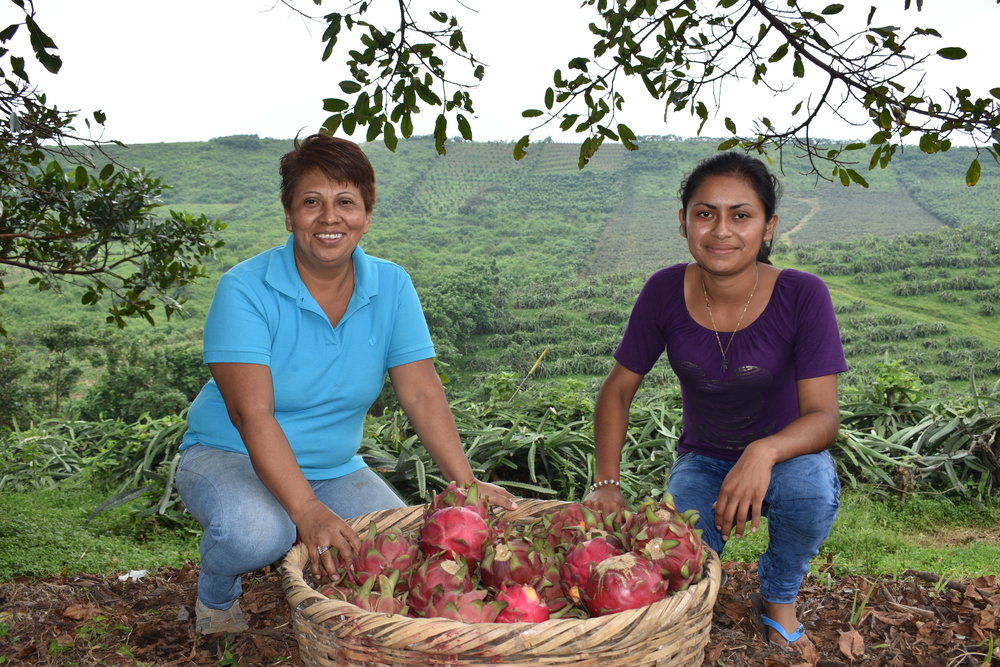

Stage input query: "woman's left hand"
[
  {"left": 474, "top": 479, "right": 518, "bottom": 511},
  {"left": 712, "top": 442, "right": 775, "bottom": 541}
]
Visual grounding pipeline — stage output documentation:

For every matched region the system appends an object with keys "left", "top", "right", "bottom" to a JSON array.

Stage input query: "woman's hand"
[
  {"left": 584, "top": 484, "right": 628, "bottom": 518},
  {"left": 712, "top": 443, "right": 774, "bottom": 542},
  {"left": 474, "top": 479, "right": 518, "bottom": 511},
  {"left": 294, "top": 497, "right": 362, "bottom": 579}
]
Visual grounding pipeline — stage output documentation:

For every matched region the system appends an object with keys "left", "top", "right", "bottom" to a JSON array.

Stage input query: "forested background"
[{"left": 2, "top": 134, "right": 998, "bottom": 425}]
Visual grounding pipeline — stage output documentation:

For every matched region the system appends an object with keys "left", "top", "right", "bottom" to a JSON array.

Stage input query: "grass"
[
  {"left": 0, "top": 485, "right": 997, "bottom": 583},
  {"left": 0, "top": 483, "right": 200, "bottom": 580},
  {"left": 720, "top": 489, "right": 1000, "bottom": 581}
]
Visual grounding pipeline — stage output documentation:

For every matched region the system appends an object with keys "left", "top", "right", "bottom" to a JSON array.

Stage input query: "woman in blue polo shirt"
[{"left": 177, "top": 134, "right": 516, "bottom": 634}]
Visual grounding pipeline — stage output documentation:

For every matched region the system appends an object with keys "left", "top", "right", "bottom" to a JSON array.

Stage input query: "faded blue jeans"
[
  {"left": 176, "top": 444, "right": 406, "bottom": 609},
  {"left": 666, "top": 450, "right": 840, "bottom": 604}
]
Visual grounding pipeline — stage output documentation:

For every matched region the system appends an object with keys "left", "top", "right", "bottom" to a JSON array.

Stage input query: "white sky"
[{"left": 3, "top": 0, "right": 996, "bottom": 146}]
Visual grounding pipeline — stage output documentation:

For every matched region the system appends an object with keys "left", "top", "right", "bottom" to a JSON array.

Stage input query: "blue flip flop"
[{"left": 750, "top": 592, "right": 806, "bottom": 646}]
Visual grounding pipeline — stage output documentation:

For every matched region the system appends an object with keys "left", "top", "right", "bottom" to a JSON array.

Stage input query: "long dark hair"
[{"left": 679, "top": 152, "right": 781, "bottom": 264}]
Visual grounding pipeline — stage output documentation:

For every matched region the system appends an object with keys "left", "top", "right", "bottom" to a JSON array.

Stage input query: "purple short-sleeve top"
[{"left": 614, "top": 264, "right": 848, "bottom": 461}]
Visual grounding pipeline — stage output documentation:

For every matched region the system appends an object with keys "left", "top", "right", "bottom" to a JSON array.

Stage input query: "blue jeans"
[
  {"left": 176, "top": 444, "right": 406, "bottom": 609},
  {"left": 667, "top": 450, "right": 840, "bottom": 604}
]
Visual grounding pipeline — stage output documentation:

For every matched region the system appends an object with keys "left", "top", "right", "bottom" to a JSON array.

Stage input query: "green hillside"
[{"left": 2, "top": 135, "right": 998, "bottom": 396}]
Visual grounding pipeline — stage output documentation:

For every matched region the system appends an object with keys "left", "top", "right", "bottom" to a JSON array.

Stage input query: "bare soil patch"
[{"left": 1, "top": 560, "right": 997, "bottom": 665}]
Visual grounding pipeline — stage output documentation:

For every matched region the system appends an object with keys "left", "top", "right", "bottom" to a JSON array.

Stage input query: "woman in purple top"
[{"left": 585, "top": 152, "right": 846, "bottom": 654}]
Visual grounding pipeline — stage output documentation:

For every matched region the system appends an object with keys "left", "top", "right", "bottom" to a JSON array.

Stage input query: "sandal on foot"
[
  {"left": 749, "top": 592, "right": 805, "bottom": 646},
  {"left": 195, "top": 598, "right": 249, "bottom": 634}
]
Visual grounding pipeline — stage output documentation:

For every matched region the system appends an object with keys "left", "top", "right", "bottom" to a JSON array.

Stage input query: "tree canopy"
[
  {"left": 0, "top": 0, "right": 225, "bottom": 334},
  {"left": 306, "top": 0, "right": 999, "bottom": 182}
]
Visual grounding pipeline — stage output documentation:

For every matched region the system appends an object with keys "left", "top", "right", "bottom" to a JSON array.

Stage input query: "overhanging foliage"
[{"left": 302, "top": 0, "right": 999, "bottom": 179}]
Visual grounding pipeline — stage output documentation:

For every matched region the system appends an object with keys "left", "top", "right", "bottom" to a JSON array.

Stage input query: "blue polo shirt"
[{"left": 181, "top": 236, "right": 435, "bottom": 479}]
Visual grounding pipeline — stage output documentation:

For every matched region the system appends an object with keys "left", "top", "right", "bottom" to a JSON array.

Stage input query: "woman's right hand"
[
  {"left": 295, "top": 498, "right": 362, "bottom": 579},
  {"left": 583, "top": 484, "right": 628, "bottom": 518}
]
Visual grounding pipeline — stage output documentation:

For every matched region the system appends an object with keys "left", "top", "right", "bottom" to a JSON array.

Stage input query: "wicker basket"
[{"left": 281, "top": 498, "right": 721, "bottom": 666}]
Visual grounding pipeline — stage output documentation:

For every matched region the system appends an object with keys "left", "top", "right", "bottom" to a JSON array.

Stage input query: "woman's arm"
[
  {"left": 209, "top": 362, "right": 361, "bottom": 576},
  {"left": 713, "top": 373, "right": 841, "bottom": 541},
  {"left": 388, "top": 359, "right": 517, "bottom": 509},
  {"left": 585, "top": 362, "right": 645, "bottom": 515}
]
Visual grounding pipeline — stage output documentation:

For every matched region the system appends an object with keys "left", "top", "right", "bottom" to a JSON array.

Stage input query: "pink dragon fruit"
[
  {"left": 535, "top": 502, "right": 621, "bottom": 550},
  {"left": 405, "top": 554, "right": 474, "bottom": 616},
  {"left": 421, "top": 588, "right": 504, "bottom": 623},
  {"left": 479, "top": 535, "right": 546, "bottom": 591},
  {"left": 626, "top": 498, "right": 705, "bottom": 592},
  {"left": 347, "top": 571, "right": 407, "bottom": 615},
  {"left": 495, "top": 584, "right": 550, "bottom": 623},
  {"left": 431, "top": 481, "right": 490, "bottom": 519},
  {"left": 319, "top": 582, "right": 351, "bottom": 601},
  {"left": 420, "top": 505, "right": 492, "bottom": 562},
  {"left": 349, "top": 522, "right": 420, "bottom": 588},
  {"left": 582, "top": 553, "right": 669, "bottom": 616},
  {"left": 560, "top": 536, "right": 625, "bottom": 605},
  {"left": 527, "top": 554, "right": 576, "bottom": 616}
]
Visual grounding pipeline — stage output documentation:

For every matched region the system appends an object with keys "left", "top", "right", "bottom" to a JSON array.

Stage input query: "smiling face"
[
  {"left": 284, "top": 169, "right": 371, "bottom": 277},
  {"left": 679, "top": 173, "right": 778, "bottom": 277}
]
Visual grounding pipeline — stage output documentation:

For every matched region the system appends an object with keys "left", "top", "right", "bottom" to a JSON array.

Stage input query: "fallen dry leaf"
[
  {"left": 839, "top": 627, "right": 865, "bottom": 661},
  {"left": 61, "top": 602, "right": 101, "bottom": 621}
]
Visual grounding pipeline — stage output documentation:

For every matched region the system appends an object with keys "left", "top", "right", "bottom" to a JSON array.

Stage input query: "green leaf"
[
  {"left": 544, "top": 87, "right": 554, "bottom": 110},
  {"left": 768, "top": 43, "right": 789, "bottom": 63},
  {"left": 522, "top": 109, "right": 544, "bottom": 118},
  {"left": 513, "top": 135, "right": 530, "bottom": 160},
  {"left": 401, "top": 113, "right": 413, "bottom": 138},
  {"left": 74, "top": 166, "right": 88, "bottom": 189},
  {"left": 618, "top": 123, "right": 638, "bottom": 151},
  {"left": 322, "top": 98, "right": 350, "bottom": 113},
  {"left": 433, "top": 114, "right": 447, "bottom": 156},
  {"left": 937, "top": 47, "right": 967, "bottom": 60},
  {"left": 846, "top": 169, "right": 869, "bottom": 188},
  {"left": 724, "top": 117, "right": 736, "bottom": 134},
  {"left": 821, "top": 4, "right": 844, "bottom": 14},
  {"left": 456, "top": 113, "right": 472, "bottom": 141},
  {"left": 792, "top": 54, "right": 804, "bottom": 78},
  {"left": 966, "top": 159, "right": 981, "bottom": 187},
  {"left": 717, "top": 138, "right": 740, "bottom": 151},
  {"left": 383, "top": 122, "right": 398, "bottom": 152},
  {"left": 339, "top": 80, "right": 363, "bottom": 94}
]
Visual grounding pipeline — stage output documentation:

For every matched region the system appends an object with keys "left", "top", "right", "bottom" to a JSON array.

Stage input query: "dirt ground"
[{"left": 0, "top": 558, "right": 997, "bottom": 666}]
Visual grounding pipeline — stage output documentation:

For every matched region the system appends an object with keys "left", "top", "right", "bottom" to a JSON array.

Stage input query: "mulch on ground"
[{"left": 1, "top": 559, "right": 997, "bottom": 665}]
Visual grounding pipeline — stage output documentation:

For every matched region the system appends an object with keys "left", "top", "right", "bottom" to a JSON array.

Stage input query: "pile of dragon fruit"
[{"left": 315, "top": 482, "right": 706, "bottom": 623}]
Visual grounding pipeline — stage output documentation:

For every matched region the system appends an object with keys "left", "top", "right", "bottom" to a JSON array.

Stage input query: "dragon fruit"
[
  {"left": 405, "top": 554, "right": 474, "bottom": 616},
  {"left": 347, "top": 571, "right": 407, "bottom": 615},
  {"left": 431, "top": 481, "right": 490, "bottom": 519},
  {"left": 349, "top": 522, "right": 420, "bottom": 588},
  {"left": 420, "top": 505, "right": 492, "bottom": 561},
  {"left": 479, "top": 535, "right": 546, "bottom": 590},
  {"left": 626, "top": 498, "right": 705, "bottom": 591},
  {"left": 421, "top": 588, "right": 504, "bottom": 623},
  {"left": 319, "top": 582, "right": 351, "bottom": 601},
  {"left": 495, "top": 584, "right": 550, "bottom": 623},
  {"left": 582, "top": 553, "right": 669, "bottom": 616},
  {"left": 560, "top": 536, "right": 625, "bottom": 604},
  {"left": 535, "top": 502, "right": 622, "bottom": 550}
]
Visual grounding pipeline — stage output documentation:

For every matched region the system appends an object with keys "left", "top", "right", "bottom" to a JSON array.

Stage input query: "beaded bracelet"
[{"left": 588, "top": 478, "right": 621, "bottom": 493}]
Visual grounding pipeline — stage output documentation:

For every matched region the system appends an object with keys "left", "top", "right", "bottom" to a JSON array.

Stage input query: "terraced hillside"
[{"left": 3, "top": 136, "right": 998, "bottom": 391}]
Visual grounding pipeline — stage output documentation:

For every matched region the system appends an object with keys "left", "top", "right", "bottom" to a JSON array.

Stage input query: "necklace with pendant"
[{"left": 701, "top": 264, "right": 759, "bottom": 373}]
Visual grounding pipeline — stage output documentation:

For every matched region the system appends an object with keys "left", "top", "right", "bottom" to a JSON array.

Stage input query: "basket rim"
[{"left": 280, "top": 499, "right": 721, "bottom": 641}]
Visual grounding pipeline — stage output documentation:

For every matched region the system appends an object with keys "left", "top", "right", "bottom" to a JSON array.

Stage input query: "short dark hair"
[
  {"left": 679, "top": 152, "right": 782, "bottom": 263},
  {"left": 279, "top": 134, "right": 376, "bottom": 212}
]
